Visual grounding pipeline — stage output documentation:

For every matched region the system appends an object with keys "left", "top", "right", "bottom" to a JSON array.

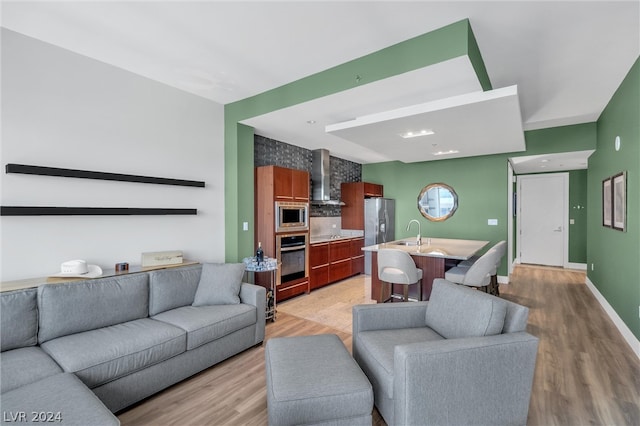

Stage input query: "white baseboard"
[
  {"left": 498, "top": 275, "right": 509, "bottom": 284},
  {"left": 585, "top": 276, "right": 640, "bottom": 359},
  {"left": 566, "top": 262, "right": 587, "bottom": 270}
]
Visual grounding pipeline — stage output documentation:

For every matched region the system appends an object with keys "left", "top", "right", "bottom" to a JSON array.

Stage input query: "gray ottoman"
[{"left": 265, "top": 334, "right": 373, "bottom": 426}]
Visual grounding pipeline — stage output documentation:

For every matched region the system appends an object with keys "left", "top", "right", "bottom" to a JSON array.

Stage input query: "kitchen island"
[{"left": 362, "top": 237, "right": 489, "bottom": 301}]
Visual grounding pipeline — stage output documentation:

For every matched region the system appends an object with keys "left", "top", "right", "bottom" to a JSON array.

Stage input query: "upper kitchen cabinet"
[
  {"left": 271, "top": 166, "right": 310, "bottom": 201},
  {"left": 255, "top": 165, "right": 310, "bottom": 256},
  {"left": 341, "top": 182, "right": 384, "bottom": 230},
  {"left": 291, "top": 169, "right": 310, "bottom": 201}
]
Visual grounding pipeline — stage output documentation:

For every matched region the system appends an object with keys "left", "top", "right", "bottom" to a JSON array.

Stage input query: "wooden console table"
[{"left": 1, "top": 260, "right": 199, "bottom": 293}]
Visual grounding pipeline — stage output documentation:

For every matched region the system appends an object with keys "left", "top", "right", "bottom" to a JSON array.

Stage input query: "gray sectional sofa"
[{"left": 1, "top": 264, "right": 266, "bottom": 425}]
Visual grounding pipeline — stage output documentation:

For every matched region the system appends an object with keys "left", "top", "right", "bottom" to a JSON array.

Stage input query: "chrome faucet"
[{"left": 406, "top": 219, "right": 422, "bottom": 246}]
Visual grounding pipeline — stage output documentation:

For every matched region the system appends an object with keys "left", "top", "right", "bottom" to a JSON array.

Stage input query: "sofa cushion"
[
  {"left": 0, "top": 347, "right": 63, "bottom": 394},
  {"left": 1, "top": 288, "right": 38, "bottom": 351},
  {"left": 1, "top": 373, "right": 119, "bottom": 426},
  {"left": 40, "top": 318, "right": 186, "bottom": 389},
  {"left": 192, "top": 263, "right": 245, "bottom": 306},
  {"left": 152, "top": 304, "right": 256, "bottom": 350},
  {"left": 425, "top": 279, "right": 507, "bottom": 339},
  {"left": 149, "top": 264, "right": 202, "bottom": 316},
  {"left": 38, "top": 274, "right": 149, "bottom": 343},
  {"left": 356, "top": 327, "right": 443, "bottom": 399}
]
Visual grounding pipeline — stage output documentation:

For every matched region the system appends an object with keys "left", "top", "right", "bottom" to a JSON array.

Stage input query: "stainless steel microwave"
[{"left": 275, "top": 201, "right": 309, "bottom": 233}]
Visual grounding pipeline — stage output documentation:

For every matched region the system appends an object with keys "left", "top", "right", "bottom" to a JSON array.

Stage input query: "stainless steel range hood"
[{"left": 311, "top": 149, "right": 344, "bottom": 206}]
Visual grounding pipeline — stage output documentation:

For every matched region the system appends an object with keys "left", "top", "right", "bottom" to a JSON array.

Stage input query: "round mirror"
[{"left": 417, "top": 183, "right": 458, "bottom": 222}]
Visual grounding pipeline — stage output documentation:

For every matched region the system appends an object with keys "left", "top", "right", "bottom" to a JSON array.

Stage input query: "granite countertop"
[
  {"left": 310, "top": 234, "right": 364, "bottom": 244},
  {"left": 362, "top": 237, "right": 489, "bottom": 260}
]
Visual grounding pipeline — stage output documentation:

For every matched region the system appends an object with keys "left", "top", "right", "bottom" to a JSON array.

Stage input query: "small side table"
[{"left": 243, "top": 257, "right": 278, "bottom": 322}]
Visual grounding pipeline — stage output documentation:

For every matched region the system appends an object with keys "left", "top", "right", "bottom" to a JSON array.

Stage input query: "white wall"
[{"left": 1, "top": 29, "right": 225, "bottom": 281}]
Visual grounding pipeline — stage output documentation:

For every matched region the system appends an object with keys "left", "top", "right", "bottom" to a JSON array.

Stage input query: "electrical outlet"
[
  {"left": 591, "top": 263, "right": 594, "bottom": 271},
  {"left": 488, "top": 219, "right": 498, "bottom": 226},
  {"left": 570, "top": 219, "right": 575, "bottom": 225},
  {"left": 242, "top": 222, "right": 249, "bottom": 231}
]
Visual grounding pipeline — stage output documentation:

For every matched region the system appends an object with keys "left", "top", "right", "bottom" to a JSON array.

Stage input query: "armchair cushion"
[
  {"left": 425, "top": 279, "right": 507, "bottom": 339},
  {"left": 356, "top": 327, "right": 443, "bottom": 399}
]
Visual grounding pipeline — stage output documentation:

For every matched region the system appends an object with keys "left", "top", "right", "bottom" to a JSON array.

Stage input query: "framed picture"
[
  {"left": 612, "top": 171, "right": 626, "bottom": 232},
  {"left": 602, "top": 177, "right": 612, "bottom": 227}
]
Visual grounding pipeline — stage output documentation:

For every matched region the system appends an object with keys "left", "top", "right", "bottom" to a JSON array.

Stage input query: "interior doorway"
[{"left": 517, "top": 173, "right": 568, "bottom": 267}]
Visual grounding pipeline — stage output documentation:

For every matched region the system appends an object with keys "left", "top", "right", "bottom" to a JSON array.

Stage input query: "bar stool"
[
  {"left": 378, "top": 249, "right": 423, "bottom": 302},
  {"left": 444, "top": 248, "right": 498, "bottom": 294},
  {"left": 456, "top": 241, "right": 506, "bottom": 295}
]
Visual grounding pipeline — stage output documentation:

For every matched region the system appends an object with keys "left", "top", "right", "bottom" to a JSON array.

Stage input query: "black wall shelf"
[
  {"left": 0, "top": 207, "right": 197, "bottom": 216},
  {"left": 5, "top": 164, "right": 205, "bottom": 188}
]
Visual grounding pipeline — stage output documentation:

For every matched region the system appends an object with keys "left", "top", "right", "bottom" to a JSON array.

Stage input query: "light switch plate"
[
  {"left": 570, "top": 219, "right": 575, "bottom": 224},
  {"left": 488, "top": 219, "right": 498, "bottom": 226},
  {"left": 242, "top": 222, "right": 249, "bottom": 231}
]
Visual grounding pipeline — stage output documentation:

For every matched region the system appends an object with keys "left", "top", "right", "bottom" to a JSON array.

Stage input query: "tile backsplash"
[{"left": 254, "top": 134, "right": 361, "bottom": 217}]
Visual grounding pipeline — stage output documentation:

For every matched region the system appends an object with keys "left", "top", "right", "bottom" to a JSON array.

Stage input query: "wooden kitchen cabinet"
[
  {"left": 350, "top": 237, "right": 365, "bottom": 275},
  {"left": 310, "top": 242, "right": 330, "bottom": 290},
  {"left": 329, "top": 240, "right": 352, "bottom": 282},
  {"left": 341, "top": 182, "right": 384, "bottom": 230},
  {"left": 310, "top": 237, "right": 364, "bottom": 290},
  {"left": 291, "top": 169, "right": 310, "bottom": 201},
  {"left": 272, "top": 166, "right": 309, "bottom": 201},
  {"left": 277, "top": 277, "right": 310, "bottom": 301},
  {"left": 363, "top": 183, "right": 384, "bottom": 197},
  {"left": 255, "top": 165, "right": 310, "bottom": 260},
  {"left": 255, "top": 165, "right": 311, "bottom": 302}
]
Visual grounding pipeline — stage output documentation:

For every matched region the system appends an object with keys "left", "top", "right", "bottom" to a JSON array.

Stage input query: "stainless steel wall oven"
[{"left": 275, "top": 233, "right": 308, "bottom": 284}]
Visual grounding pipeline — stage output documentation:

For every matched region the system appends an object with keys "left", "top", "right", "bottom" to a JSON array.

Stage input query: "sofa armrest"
[
  {"left": 353, "top": 302, "right": 428, "bottom": 334},
  {"left": 240, "top": 283, "right": 266, "bottom": 344},
  {"left": 393, "top": 332, "right": 539, "bottom": 426}
]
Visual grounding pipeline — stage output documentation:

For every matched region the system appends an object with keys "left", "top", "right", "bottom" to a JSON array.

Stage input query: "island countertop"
[{"left": 362, "top": 237, "right": 489, "bottom": 261}]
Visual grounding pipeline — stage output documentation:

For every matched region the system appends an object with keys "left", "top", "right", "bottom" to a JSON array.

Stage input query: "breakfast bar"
[{"left": 363, "top": 237, "right": 489, "bottom": 301}]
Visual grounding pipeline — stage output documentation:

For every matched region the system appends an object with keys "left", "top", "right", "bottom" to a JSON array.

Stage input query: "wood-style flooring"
[{"left": 118, "top": 265, "right": 640, "bottom": 426}]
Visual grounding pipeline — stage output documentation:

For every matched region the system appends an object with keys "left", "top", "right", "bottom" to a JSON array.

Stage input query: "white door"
[{"left": 518, "top": 173, "right": 568, "bottom": 267}]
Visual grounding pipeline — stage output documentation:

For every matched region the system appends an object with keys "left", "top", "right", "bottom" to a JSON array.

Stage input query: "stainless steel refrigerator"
[{"left": 364, "top": 198, "right": 395, "bottom": 275}]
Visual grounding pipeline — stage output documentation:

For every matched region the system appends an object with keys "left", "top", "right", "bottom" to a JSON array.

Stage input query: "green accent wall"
[
  {"left": 588, "top": 57, "right": 639, "bottom": 340},
  {"left": 363, "top": 124, "right": 597, "bottom": 276},
  {"left": 568, "top": 169, "right": 588, "bottom": 264},
  {"left": 518, "top": 123, "right": 597, "bottom": 156},
  {"left": 510, "top": 124, "right": 595, "bottom": 265},
  {"left": 224, "top": 19, "right": 490, "bottom": 261},
  {"left": 364, "top": 155, "right": 510, "bottom": 274}
]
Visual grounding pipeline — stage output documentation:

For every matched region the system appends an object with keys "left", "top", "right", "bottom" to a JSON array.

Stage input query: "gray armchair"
[{"left": 352, "top": 279, "right": 538, "bottom": 426}]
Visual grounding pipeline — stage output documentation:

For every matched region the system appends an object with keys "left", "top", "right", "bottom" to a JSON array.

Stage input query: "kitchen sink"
[{"left": 392, "top": 241, "right": 418, "bottom": 246}]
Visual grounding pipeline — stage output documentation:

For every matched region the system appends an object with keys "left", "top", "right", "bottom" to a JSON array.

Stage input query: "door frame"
[{"left": 516, "top": 172, "right": 569, "bottom": 268}]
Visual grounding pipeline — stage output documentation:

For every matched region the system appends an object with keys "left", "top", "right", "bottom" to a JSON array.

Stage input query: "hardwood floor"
[
  {"left": 504, "top": 265, "right": 640, "bottom": 425},
  {"left": 118, "top": 266, "right": 640, "bottom": 426}
]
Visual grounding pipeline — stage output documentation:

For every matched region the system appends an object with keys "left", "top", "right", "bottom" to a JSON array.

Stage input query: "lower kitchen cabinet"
[
  {"left": 351, "top": 237, "right": 365, "bottom": 275},
  {"left": 329, "top": 258, "right": 351, "bottom": 282},
  {"left": 310, "top": 242, "right": 330, "bottom": 290},
  {"left": 310, "top": 237, "right": 363, "bottom": 290},
  {"left": 277, "top": 277, "right": 309, "bottom": 301}
]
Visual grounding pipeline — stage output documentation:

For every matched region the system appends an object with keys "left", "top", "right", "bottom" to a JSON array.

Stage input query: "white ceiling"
[{"left": 2, "top": 1, "right": 638, "bottom": 169}]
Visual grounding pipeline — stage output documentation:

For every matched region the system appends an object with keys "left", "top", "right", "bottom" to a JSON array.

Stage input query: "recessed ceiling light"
[
  {"left": 432, "top": 150, "right": 459, "bottom": 156},
  {"left": 541, "top": 159, "right": 549, "bottom": 163},
  {"left": 399, "top": 129, "right": 434, "bottom": 139},
  {"left": 306, "top": 120, "right": 317, "bottom": 124}
]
